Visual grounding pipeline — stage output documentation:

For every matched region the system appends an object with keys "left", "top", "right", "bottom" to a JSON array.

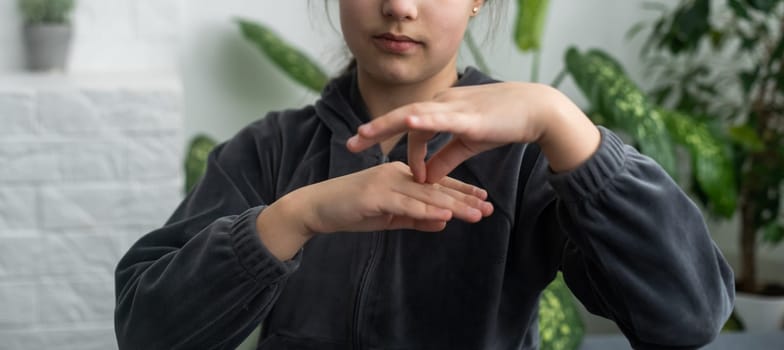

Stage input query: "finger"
[
  {"left": 386, "top": 218, "right": 447, "bottom": 232},
  {"left": 425, "top": 139, "right": 478, "bottom": 184},
  {"left": 431, "top": 183, "right": 494, "bottom": 218},
  {"left": 387, "top": 163, "right": 491, "bottom": 217},
  {"left": 412, "top": 220, "right": 448, "bottom": 232},
  {"left": 437, "top": 176, "right": 488, "bottom": 201},
  {"left": 393, "top": 183, "right": 485, "bottom": 223},
  {"left": 347, "top": 102, "right": 447, "bottom": 152},
  {"left": 406, "top": 112, "right": 477, "bottom": 136},
  {"left": 407, "top": 130, "right": 435, "bottom": 183},
  {"left": 382, "top": 194, "right": 454, "bottom": 222}
]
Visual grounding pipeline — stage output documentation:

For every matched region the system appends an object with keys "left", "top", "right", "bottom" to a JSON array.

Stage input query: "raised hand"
[{"left": 346, "top": 82, "right": 600, "bottom": 183}]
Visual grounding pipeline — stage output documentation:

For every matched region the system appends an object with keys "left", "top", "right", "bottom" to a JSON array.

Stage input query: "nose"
[{"left": 382, "top": 0, "right": 418, "bottom": 21}]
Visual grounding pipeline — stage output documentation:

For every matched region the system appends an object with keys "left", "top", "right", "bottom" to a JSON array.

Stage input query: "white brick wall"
[{"left": 0, "top": 75, "right": 183, "bottom": 350}]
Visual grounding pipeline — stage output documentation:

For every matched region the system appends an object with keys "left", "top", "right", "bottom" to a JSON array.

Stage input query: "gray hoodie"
[{"left": 115, "top": 67, "right": 734, "bottom": 350}]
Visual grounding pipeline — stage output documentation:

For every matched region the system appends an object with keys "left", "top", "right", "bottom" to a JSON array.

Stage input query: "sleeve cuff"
[
  {"left": 229, "top": 206, "right": 302, "bottom": 284},
  {"left": 547, "top": 126, "right": 627, "bottom": 203}
]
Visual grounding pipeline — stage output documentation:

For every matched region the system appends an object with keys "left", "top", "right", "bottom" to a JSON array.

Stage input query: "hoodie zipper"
[
  {"left": 351, "top": 154, "right": 389, "bottom": 350},
  {"left": 352, "top": 231, "right": 382, "bottom": 350}
]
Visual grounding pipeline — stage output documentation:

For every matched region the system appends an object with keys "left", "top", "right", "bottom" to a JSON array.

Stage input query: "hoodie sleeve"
[
  {"left": 114, "top": 117, "right": 300, "bottom": 349},
  {"left": 547, "top": 127, "right": 734, "bottom": 349}
]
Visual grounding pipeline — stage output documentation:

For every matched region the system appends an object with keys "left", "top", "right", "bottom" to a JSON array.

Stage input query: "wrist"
[
  {"left": 537, "top": 90, "right": 601, "bottom": 173},
  {"left": 256, "top": 191, "right": 314, "bottom": 261}
]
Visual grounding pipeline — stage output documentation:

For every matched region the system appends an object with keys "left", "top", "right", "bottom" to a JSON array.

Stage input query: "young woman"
[{"left": 115, "top": 1, "right": 735, "bottom": 349}]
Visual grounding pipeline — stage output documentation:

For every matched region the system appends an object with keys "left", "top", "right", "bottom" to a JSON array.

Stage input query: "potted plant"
[
  {"left": 18, "top": 0, "right": 76, "bottom": 71},
  {"left": 634, "top": 0, "right": 784, "bottom": 331}
]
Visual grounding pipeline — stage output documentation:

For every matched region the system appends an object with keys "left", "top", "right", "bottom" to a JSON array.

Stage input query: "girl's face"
[{"left": 339, "top": 0, "right": 483, "bottom": 85}]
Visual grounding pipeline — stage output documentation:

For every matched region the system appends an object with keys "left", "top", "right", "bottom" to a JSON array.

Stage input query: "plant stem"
[
  {"left": 550, "top": 68, "right": 567, "bottom": 88},
  {"left": 465, "top": 29, "right": 490, "bottom": 74},
  {"left": 738, "top": 17, "right": 783, "bottom": 293},
  {"left": 739, "top": 187, "right": 758, "bottom": 293},
  {"left": 531, "top": 50, "right": 541, "bottom": 83}
]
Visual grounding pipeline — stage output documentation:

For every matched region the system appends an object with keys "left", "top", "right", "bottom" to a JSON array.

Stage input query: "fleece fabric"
[{"left": 115, "top": 67, "right": 734, "bottom": 350}]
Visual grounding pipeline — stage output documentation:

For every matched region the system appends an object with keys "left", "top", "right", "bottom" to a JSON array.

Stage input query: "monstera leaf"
[
  {"left": 565, "top": 47, "right": 677, "bottom": 176},
  {"left": 539, "top": 273, "right": 584, "bottom": 350},
  {"left": 515, "top": 0, "right": 551, "bottom": 52},
  {"left": 237, "top": 18, "right": 329, "bottom": 93},
  {"left": 656, "top": 108, "right": 737, "bottom": 217},
  {"left": 185, "top": 134, "right": 218, "bottom": 193}
]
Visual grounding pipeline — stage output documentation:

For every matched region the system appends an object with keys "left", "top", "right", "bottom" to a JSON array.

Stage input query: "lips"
[
  {"left": 376, "top": 33, "right": 420, "bottom": 43},
  {"left": 372, "top": 33, "right": 422, "bottom": 54}
]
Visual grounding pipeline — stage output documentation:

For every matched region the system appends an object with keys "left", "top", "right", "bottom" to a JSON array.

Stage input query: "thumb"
[{"left": 424, "top": 139, "right": 477, "bottom": 183}]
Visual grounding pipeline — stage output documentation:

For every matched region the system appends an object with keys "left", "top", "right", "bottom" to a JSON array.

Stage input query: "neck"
[{"left": 357, "top": 62, "right": 459, "bottom": 119}]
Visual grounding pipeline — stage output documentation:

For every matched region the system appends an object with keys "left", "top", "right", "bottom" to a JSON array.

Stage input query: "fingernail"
[
  {"left": 468, "top": 207, "right": 482, "bottom": 218},
  {"left": 483, "top": 202, "right": 494, "bottom": 213},
  {"left": 347, "top": 136, "right": 358, "bottom": 148},
  {"left": 408, "top": 115, "right": 420, "bottom": 125},
  {"left": 358, "top": 124, "right": 371, "bottom": 135}
]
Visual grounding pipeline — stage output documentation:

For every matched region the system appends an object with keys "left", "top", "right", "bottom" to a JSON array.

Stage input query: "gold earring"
[{"left": 472, "top": 7, "right": 479, "bottom": 15}]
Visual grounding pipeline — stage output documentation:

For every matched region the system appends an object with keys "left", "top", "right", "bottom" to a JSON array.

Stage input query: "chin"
[{"left": 363, "top": 61, "right": 429, "bottom": 86}]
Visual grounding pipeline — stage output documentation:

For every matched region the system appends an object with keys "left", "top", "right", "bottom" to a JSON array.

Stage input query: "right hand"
[
  {"left": 257, "top": 162, "right": 493, "bottom": 260},
  {"left": 296, "top": 161, "right": 493, "bottom": 234}
]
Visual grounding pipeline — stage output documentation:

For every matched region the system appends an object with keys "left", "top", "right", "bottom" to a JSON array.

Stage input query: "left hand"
[{"left": 347, "top": 82, "right": 599, "bottom": 183}]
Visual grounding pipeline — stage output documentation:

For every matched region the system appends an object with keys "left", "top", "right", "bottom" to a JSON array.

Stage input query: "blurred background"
[{"left": 0, "top": 0, "right": 782, "bottom": 349}]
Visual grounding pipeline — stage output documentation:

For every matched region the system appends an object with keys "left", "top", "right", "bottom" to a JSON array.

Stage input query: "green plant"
[
  {"left": 18, "top": 0, "right": 75, "bottom": 24},
  {"left": 185, "top": 135, "right": 218, "bottom": 193},
  {"left": 236, "top": 19, "right": 328, "bottom": 93},
  {"left": 637, "top": 0, "right": 784, "bottom": 294},
  {"left": 538, "top": 273, "right": 584, "bottom": 350},
  {"left": 562, "top": 48, "right": 736, "bottom": 217}
]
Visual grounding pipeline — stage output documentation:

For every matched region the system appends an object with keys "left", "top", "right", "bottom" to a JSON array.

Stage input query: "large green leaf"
[
  {"left": 539, "top": 273, "right": 584, "bottom": 350},
  {"left": 185, "top": 134, "right": 218, "bottom": 193},
  {"left": 514, "top": 0, "right": 551, "bottom": 52},
  {"left": 564, "top": 47, "right": 677, "bottom": 175},
  {"left": 237, "top": 18, "right": 329, "bottom": 93},
  {"left": 657, "top": 108, "right": 737, "bottom": 217},
  {"left": 728, "top": 125, "right": 765, "bottom": 152},
  {"left": 645, "top": 0, "right": 711, "bottom": 55}
]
